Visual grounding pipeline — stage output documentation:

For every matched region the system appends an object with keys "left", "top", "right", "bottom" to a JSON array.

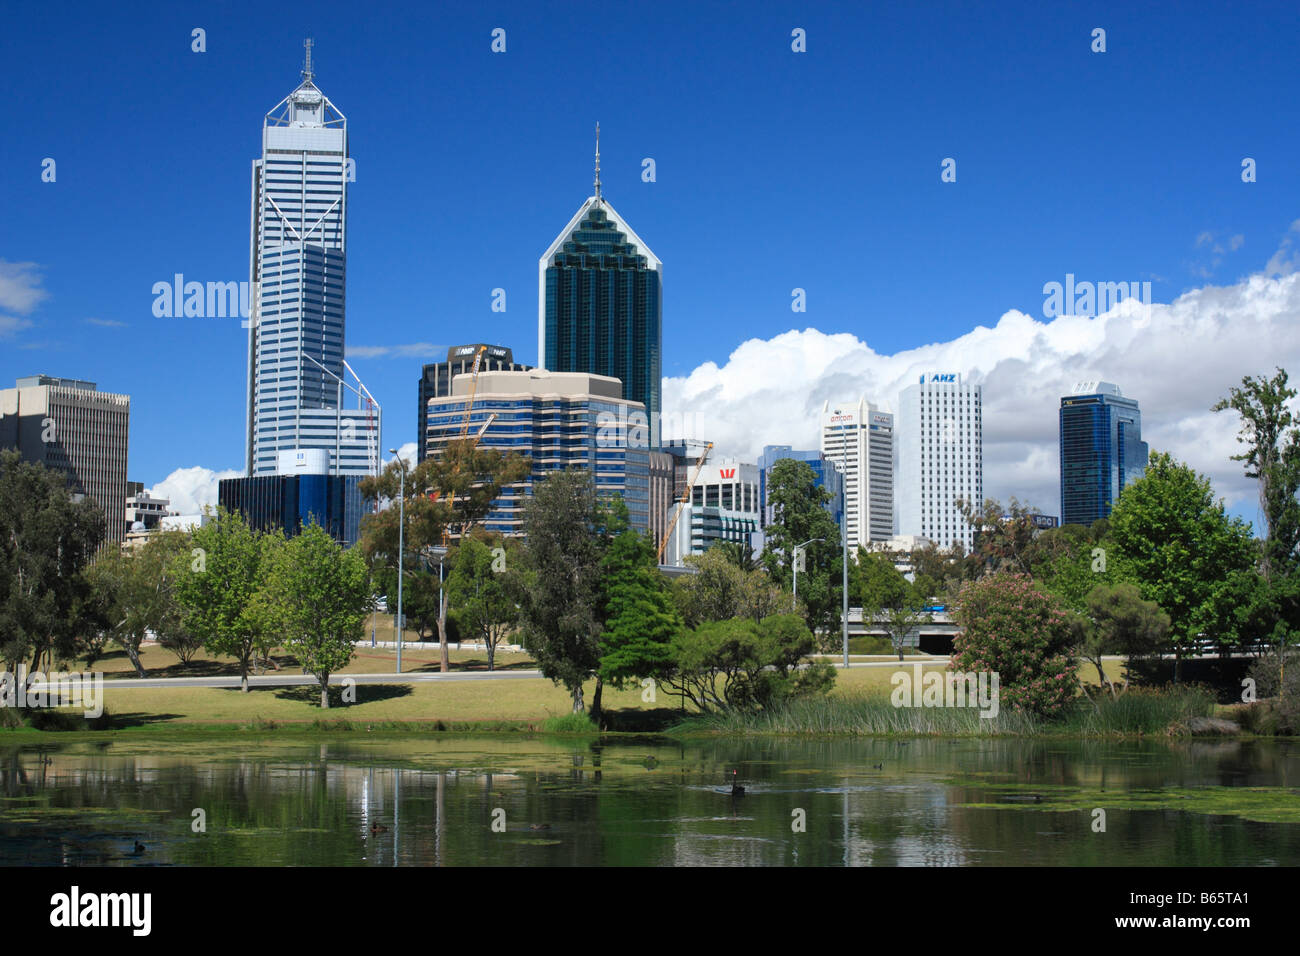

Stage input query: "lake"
[{"left": 2, "top": 735, "right": 1298, "bottom": 866}]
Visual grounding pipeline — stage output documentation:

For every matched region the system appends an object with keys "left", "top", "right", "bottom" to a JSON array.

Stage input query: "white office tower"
[
  {"left": 244, "top": 42, "right": 380, "bottom": 477},
  {"left": 820, "top": 398, "right": 894, "bottom": 552},
  {"left": 662, "top": 458, "right": 761, "bottom": 566},
  {"left": 896, "top": 373, "right": 984, "bottom": 551}
]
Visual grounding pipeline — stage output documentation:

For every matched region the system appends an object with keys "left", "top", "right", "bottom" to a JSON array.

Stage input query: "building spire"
[
  {"left": 302, "top": 38, "right": 314, "bottom": 83},
  {"left": 594, "top": 122, "right": 602, "bottom": 200}
]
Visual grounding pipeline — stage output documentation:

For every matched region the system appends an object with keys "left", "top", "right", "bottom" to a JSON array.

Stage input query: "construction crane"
[{"left": 657, "top": 441, "right": 713, "bottom": 564}]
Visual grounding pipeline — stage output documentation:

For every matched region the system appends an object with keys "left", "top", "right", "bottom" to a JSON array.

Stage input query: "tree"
[
  {"left": 253, "top": 522, "right": 371, "bottom": 708},
  {"left": 174, "top": 508, "right": 277, "bottom": 693},
  {"left": 597, "top": 521, "right": 682, "bottom": 694},
  {"left": 951, "top": 573, "right": 1077, "bottom": 718},
  {"left": 673, "top": 545, "right": 787, "bottom": 627},
  {"left": 659, "top": 614, "right": 834, "bottom": 714},
  {"left": 882, "top": 603, "right": 931, "bottom": 662},
  {"left": 445, "top": 535, "right": 519, "bottom": 671},
  {"left": 1107, "top": 452, "right": 1256, "bottom": 680},
  {"left": 0, "top": 450, "right": 105, "bottom": 675},
  {"left": 957, "top": 496, "right": 1056, "bottom": 577},
  {"left": 86, "top": 529, "right": 193, "bottom": 677},
  {"left": 358, "top": 440, "right": 530, "bottom": 672},
  {"left": 1068, "top": 582, "right": 1170, "bottom": 699},
  {"left": 760, "top": 458, "right": 844, "bottom": 636},
  {"left": 516, "top": 468, "right": 609, "bottom": 713}
]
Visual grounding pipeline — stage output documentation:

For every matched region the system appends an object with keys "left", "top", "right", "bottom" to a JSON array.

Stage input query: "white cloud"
[
  {"left": 663, "top": 268, "right": 1300, "bottom": 521},
  {"left": 386, "top": 442, "right": 417, "bottom": 470},
  {"left": 0, "top": 315, "right": 33, "bottom": 337},
  {"left": 85, "top": 317, "right": 127, "bottom": 328},
  {"left": 148, "top": 465, "right": 243, "bottom": 514},
  {"left": 0, "top": 260, "right": 49, "bottom": 315}
]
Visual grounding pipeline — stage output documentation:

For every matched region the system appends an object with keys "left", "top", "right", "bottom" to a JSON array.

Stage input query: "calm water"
[{"left": 2, "top": 735, "right": 1298, "bottom": 866}]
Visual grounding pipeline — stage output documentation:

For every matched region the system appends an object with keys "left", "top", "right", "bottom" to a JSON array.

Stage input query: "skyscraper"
[
  {"left": 896, "top": 373, "right": 984, "bottom": 551},
  {"left": 539, "top": 127, "right": 663, "bottom": 447},
  {"left": 245, "top": 41, "right": 380, "bottom": 478},
  {"left": 1059, "top": 381, "right": 1148, "bottom": 526},
  {"left": 417, "top": 345, "right": 532, "bottom": 463},
  {"left": 819, "top": 399, "right": 894, "bottom": 551},
  {"left": 0, "top": 375, "right": 130, "bottom": 544}
]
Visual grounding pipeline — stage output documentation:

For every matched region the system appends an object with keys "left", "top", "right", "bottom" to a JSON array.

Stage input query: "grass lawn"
[{"left": 10, "top": 638, "right": 1137, "bottom": 731}]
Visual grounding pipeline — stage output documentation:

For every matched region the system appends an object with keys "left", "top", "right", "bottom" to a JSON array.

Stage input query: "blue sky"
[{"left": 2, "top": 0, "right": 1298, "bottom": 522}]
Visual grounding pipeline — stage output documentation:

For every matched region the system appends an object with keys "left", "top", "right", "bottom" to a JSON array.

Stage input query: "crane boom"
[{"left": 656, "top": 441, "right": 713, "bottom": 564}]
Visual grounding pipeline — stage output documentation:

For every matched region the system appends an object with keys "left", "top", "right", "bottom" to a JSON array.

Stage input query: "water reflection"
[{"left": 1, "top": 737, "right": 1297, "bottom": 866}]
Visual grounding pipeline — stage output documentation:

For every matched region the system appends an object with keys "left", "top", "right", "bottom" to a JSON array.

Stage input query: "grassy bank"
[{"left": 676, "top": 685, "right": 1220, "bottom": 738}]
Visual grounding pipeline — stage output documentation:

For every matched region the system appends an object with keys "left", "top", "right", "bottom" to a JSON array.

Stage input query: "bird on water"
[{"left": 730, "top": 770, "right": 745, "bottom": 797}]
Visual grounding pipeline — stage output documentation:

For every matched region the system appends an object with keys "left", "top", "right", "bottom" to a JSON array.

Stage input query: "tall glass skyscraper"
[
  {"left": 245, "top": 44, "right": 380, "bottom": 477},
  {"left": 539, "top": 131, "right": 663, "bottom": 447},
  {"left": 1059, "top": 381, "right": 1148, "bottom": 526}
]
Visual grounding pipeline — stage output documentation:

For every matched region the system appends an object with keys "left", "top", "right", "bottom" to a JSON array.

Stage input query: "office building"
[
  {"left": 648, "top": 449, "right": 675, "bottom": 553},
  {"left": 896, "top": 373, "right": 984, "bottom": 551},
  {"left": 245, "top": 43, "right": 381, "bottom": 478},
  {"left": 417, "top": 345, "right": 532, "bottom": 463},
  {"left": 661, "top": 458, "right": 761, "bottom": 566},
  {"left": 757, "top": 444, "right": 844, "bottom": 531},
  {"left": 820, "top": 399, "right": 894, "bottom": 552},
  {"left": 0, "top": 375, "right": 130, "bottom": 544},
  {"left": 219, "top": 448, "right": 367, "bottom": 547},
  {"left": 1059, "top": 381, "right": 1148, "bottom": 525},
  {"left": 425, "top": 369, "right": 650, "bottom": 535},
  {"left": 539, "top": 129, "right": 663, "bottom": 446}
]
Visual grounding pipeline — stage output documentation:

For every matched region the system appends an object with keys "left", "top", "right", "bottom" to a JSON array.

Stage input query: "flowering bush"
[{"left": 951, "top": 573, "right": 1078, "bottom": 718}]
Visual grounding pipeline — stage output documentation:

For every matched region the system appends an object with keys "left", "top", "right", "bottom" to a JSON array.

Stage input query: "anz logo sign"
[{"left": 921, "top": 373, "right": 958, "bottom": 384}]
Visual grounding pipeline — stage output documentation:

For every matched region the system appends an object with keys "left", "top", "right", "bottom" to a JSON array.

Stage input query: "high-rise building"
[
  {"left": 896, "top": 373, "right": 984, "bottom": 551},
  {"left": 245, "top": 43, "right": 380, "bottom": 478},
  {"left": 820, "top": 399, "right": 894, "bottom": 552},
  {"left": 757, "top": 444, "right": 845, "bottom": 531},
  {"left": 647, "top": 450, "right": 675, "bottom": 555},
  {"left": 417, "top": 345, "right": 532, "bottom": 463},
  {"left": 538, "top": 128, "right": 662, "bottom": 447},
  {"left": 425, "top": 370, "right": 650, "bottom": 536},
  {"left": 1059, "top": 381, "right": 1148, "bottom": 526},
  {"left": 661, "top": 458, "right": 762, "bottom": 566},
  {"left": 220, "top": 448, "right": 367, "bottom": 548},
  {"left": 0, "top": 375, "right": 130, "bottom": 544}
]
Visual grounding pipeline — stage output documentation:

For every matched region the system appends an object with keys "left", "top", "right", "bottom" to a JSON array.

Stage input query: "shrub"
[
  {"left": 542, "top": 712, "right": 600, "bottom": 734},
  {"left": 951, "top": 573, "right": 1077, "bottom": 718}
]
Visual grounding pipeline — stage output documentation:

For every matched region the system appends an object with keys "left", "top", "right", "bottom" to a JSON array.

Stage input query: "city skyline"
[{"left": 2, "top": 1, "right": 1298, "bottom": 531}]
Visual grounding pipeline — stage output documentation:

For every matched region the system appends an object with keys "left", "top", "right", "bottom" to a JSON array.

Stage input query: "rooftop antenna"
[
  {"left": 303, "top": 38, "right": 314, "bottom": 82},
  {"left": 594, "top": 121, "right": 601, "bottom": 200}
]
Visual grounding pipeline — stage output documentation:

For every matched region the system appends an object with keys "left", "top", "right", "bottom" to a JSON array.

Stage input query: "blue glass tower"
[
  {"left": 1059, "top": 382, "right": 1149, "bottom": 526},
  {"left": 539, "top": 128, "right": 662, "bottom": 447}
]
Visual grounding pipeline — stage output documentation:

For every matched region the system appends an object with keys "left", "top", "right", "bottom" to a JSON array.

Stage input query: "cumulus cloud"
[
  {"left": 148, "top": 465, "right": 243, "bottom": 514},
  {"left": 663, "top": 268, "right": 1300, "bottom": 522},
  {"left": 386, "top": 442, "right": 417, "bottom": 470}
]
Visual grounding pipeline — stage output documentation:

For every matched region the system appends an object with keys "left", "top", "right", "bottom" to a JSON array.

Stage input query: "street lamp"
[
  {"left": 388, "top": 449, "right": 405, "bottom": 675},
  {"left": 791, "top": 537, "right": 824, "bottom": 611}
]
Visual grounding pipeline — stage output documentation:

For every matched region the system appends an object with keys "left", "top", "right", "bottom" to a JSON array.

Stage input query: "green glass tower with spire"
[{"left": 538, "top": 125, "right": 663, "bottom": 448}]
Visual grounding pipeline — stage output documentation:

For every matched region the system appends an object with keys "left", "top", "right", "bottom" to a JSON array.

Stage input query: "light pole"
[
  {"left": 838, "top": 415, "right": 850, "bottom": 669},
  {"left": 387, "top": 447, "right": 403, "bottom": 671},
  {"left": 792, "top": 537, "right": 824, "bottom": 612}
]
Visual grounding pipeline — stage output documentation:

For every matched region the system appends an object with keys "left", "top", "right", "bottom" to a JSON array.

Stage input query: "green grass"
[
  {"left": 675, "top": 684, "right": 1220, "bottom": 738},
  {"left": 541, "top": 712, "right": 600, "bottom": 734}
]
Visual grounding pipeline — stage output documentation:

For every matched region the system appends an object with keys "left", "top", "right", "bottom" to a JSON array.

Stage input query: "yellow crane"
[{"left": 656, "top": 441, "right": 713, "bottom": 564}]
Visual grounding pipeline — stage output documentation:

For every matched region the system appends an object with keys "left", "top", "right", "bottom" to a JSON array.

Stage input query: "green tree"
[
  {"left": 253, "top": 522, "right": 371, "bottom": 708},
  {"left": 1068, "top": 582, "right": 1170, "bottom": 698},
  {"left": 673, "top": 545, "right": 787, "bottom": 627},
  {"left": 951, "top": 573, "right": 1078, "bottom": 718},
  {"left": 957, "top": 496, "right": 1057, "bottom": 577},
  {"left": 445, "top": 535, "right": 519, "bottom": 671},
  {"left": 597, "top": 521, "right": 682, "bottom": 695},
  {"left": 761, "top": 458, "right": 844, "bottom": 636},
  {"left": 86, "top": 529, "right": 193, "bottom": 676},
  {"left": 358, "top": 440, "right": 530, "bottom": 672},
  {"left": 0, "top": 451, "right": 105, "bottom": 674},
  {"left": 1108, "top": 452, "right": 1256, "bottom": 680},
  {"left": 174, "top": 508, "right": 277, "bottom": 692},
  {"left": 516, "top": 468, "right": 610, "bottom": 713}
]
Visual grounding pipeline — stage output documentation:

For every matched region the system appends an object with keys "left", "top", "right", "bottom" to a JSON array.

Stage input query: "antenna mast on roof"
[
  {"left": 303, "top": 38, "right": 314, "bottom": 82},
  {"left": 594, "top": 122, "right": 601, "bottom": 200}
]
